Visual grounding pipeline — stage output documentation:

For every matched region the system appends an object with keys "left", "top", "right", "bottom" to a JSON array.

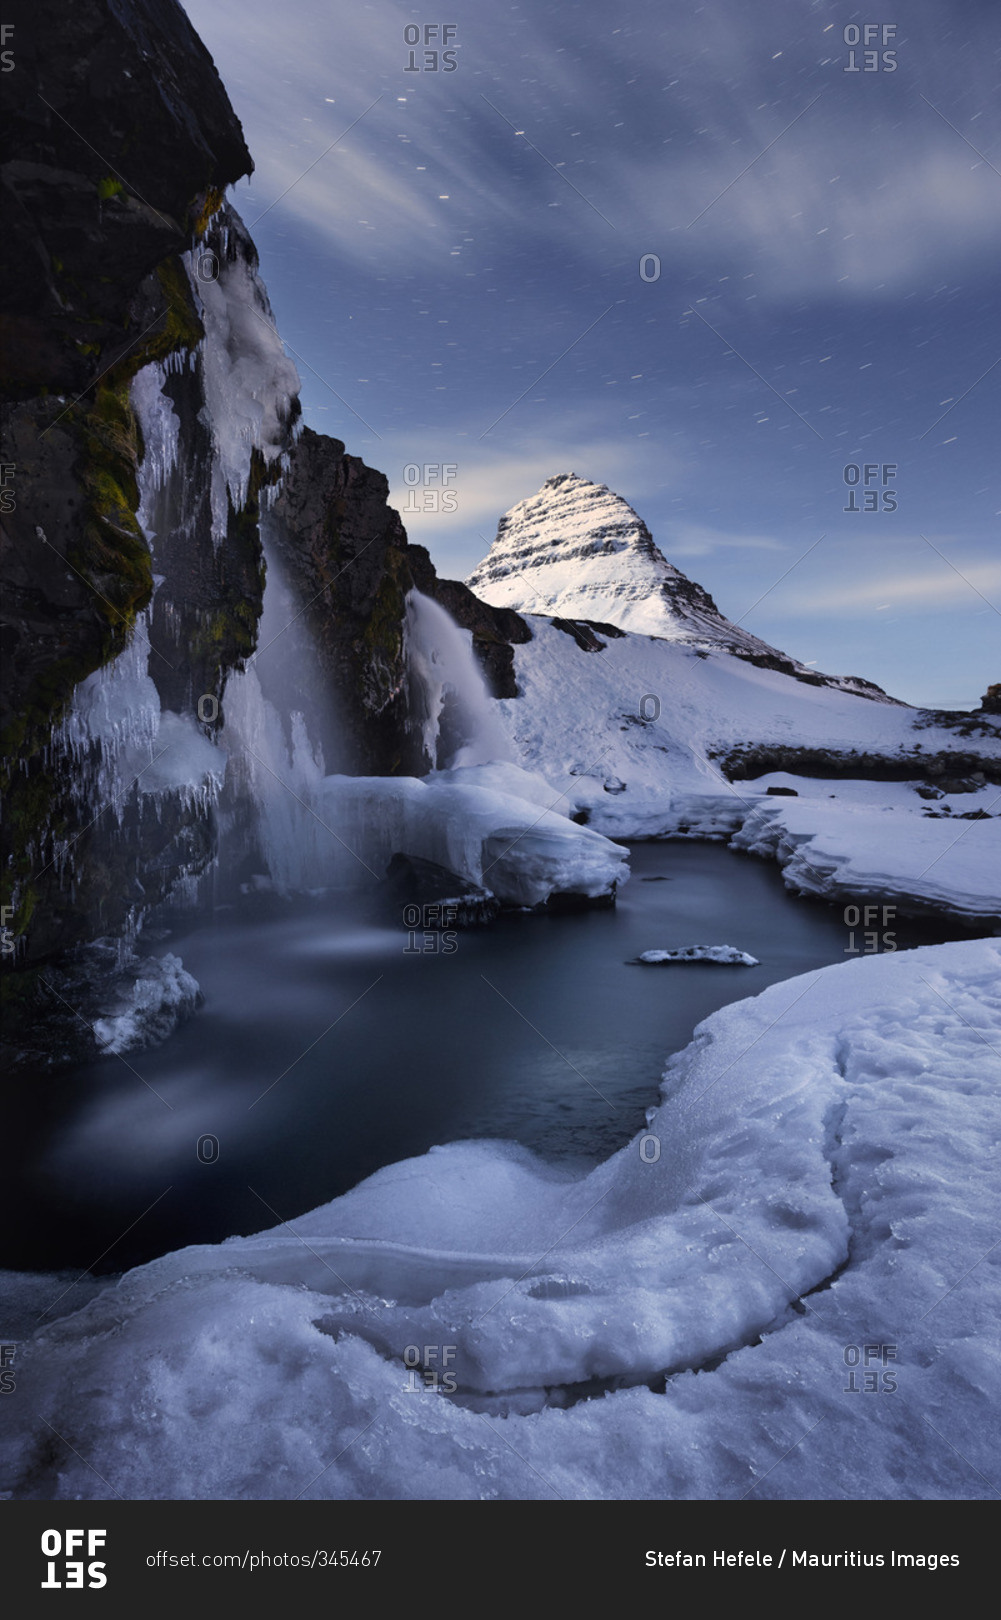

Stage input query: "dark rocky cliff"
[
  {"left": 1, "top": 0, "right": 254, "bottom": 748},
  {"left": 269, "top": 427, "right": 529, "bottom": 777},
  {"left": 0, "top": 1, "right": 273, "bottom": 1076},
  {"left": 0, "top": 0, "right": 527, "bottom": 1067}
]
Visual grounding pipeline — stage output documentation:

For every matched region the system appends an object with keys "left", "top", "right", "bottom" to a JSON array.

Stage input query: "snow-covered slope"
[
  {"left": 3, "top": 938, "right": 998, "bottom": 1499},
  {"left": 467, "top": 473, "right": 885, "bottom": 698},
  {"left": 490, "top": 616, "right": 1001, "bottom": 918}
]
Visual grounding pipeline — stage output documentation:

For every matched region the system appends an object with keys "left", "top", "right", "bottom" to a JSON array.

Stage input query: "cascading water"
[
  {"left": 218, "top": 533, "right": 335, "bottom": 895},
  {"left": 218, "top": 583, "right": 523, "bottom": 896},
  {"left": 404, "top": 590, "right": 513, "bottom": 769}
]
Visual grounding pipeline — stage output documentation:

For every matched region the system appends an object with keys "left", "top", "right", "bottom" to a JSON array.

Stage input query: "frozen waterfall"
[
  {"left": 219, "top": 575, "right": 625, "bottom": 906},
  {"left": 405, "top": 589, "right": 513, "bottom": 769}
]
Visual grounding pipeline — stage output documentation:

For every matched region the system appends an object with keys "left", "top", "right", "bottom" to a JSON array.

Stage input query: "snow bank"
[
  {"left": 501, "top": 619, "right": 1000, "bottom": 831},
  {"left": 732, "top": 780, "right": 1001, "bottom": 921},
  {"left": 491, "top": 620, "right": 1001, "bottom": 918},
  {"left": 4, "top": 939, "right": 998, "bottom": 1499}
]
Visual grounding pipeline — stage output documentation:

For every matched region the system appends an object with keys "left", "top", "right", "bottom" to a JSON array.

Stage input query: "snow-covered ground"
[
  {"left": 7, "top": 467, "right": 996, "bottom": 1501},
  {"left": 733, "top": 775, "right": 1001, "bottom": 921},
  {"left": 491, "top": 617, "right": 1001, "bottom": 920},
  {"left": 3, "top": 938, "right": 997, "bottom": 1499}
]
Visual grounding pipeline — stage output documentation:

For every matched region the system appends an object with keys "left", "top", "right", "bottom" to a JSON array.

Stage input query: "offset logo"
[
  {"left": 403, "top": 24, "right": 458, "bottom": 72},
  {"left": 41, "top": 1529, "right": 108, "bottom": 1590},
  {"left": 843, "top": 24, "right": 898, "bottom": 72}
]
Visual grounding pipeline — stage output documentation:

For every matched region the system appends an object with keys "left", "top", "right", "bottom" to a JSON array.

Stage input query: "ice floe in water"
[{"left": 630, "top": 945, "right": 760, "bottom": 966}]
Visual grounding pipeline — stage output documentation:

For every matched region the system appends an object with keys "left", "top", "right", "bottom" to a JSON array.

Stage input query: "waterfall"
[
  {"left": 218, "top": 534, "right": 339, "bottom": 894},
  {"left": 405, "top": 590, "right": 513, "bottom": 769},
  {"left": 216, "top": 585, "right": 517, "bottom": 896}
]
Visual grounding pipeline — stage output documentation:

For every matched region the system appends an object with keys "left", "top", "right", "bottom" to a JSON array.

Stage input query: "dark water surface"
[{"left": 4, "top": 843, "right": 971, "bottom": 1273}]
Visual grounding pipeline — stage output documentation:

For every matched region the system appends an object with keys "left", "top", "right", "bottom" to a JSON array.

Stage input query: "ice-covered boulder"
[{"left": 315, "top": 764, "right": 630, "bottom": 909}]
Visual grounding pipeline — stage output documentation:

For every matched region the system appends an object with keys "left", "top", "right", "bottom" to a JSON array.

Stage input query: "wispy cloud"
[
  {"left": 187, "top": 0, "right": 1001, "bottom": 290},
  {"left": 781, "top": 558, "right": 1001, "bottom": 613},
  {"left": 665, "top": 522, "right": 784, "bottom": 557}
]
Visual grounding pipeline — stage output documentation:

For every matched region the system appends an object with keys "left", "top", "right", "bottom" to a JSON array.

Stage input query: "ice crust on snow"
[
  {"left": 632, "top": 945, "right": 759, "bottom": 965},
  {"left": 3, "top": 939, "right": 998, "bottom": 1499},
  {"left": 731, "top": 781, "right": 1001, "bottom": 920}
]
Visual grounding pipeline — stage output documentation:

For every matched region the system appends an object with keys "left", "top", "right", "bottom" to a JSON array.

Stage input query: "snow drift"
[{"left": 3, "top": 938, "right": 998, "bottom": 1499}]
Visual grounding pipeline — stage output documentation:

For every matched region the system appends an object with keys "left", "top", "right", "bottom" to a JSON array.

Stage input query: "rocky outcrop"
[
  {"left": 269, "top": 427, "right": 529, "bottom": 775},
  {"left": 0, "top": 0, "right": 528, "bottom": 1072},
  {"left": 719, "top": 743, "right": 1001, "bottom": 786},
  {"left": 1, "top": 0, "right": 253, "bottom": 751},
  {"left": 980, "top": 684, "right": 1001, "bottom": 717},
  {"left": 0, "top": 1, "right": 269, "bottom": 1059}
]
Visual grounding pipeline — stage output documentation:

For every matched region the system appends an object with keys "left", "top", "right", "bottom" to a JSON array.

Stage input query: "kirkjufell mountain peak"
[
  {"left": 467, "top": 473, "right": 891, "bottom": 698},
  {"left": 466, "top": 470, "right": 737, "bottom": 639}
]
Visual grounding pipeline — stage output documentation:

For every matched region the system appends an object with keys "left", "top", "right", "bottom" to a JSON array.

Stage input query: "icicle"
[{"left": 183, "top": 224, "right": 300, "bottom": 544}]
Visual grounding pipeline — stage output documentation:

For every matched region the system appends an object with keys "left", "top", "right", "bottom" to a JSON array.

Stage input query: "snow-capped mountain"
[{"left": 467, "top": 473, "right": 886, "bottom": 698}]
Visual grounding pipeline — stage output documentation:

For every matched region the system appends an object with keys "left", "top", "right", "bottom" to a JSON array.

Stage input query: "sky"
[{"left": 181, "top": 0, "right": 1000, "bottom": 708}]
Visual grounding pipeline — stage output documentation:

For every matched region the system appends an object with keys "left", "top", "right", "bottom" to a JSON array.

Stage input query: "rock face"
[
  {"left": 0, "top": 1, "right": 286, "bottom": 1059},
  {"left": 0, "top": 5, "right": 260, "bottom": 1024},
  {"left": 468, "top": 473, "right": 895, "bottom": 700},
  {"left": 0, "top": 0, "right": 256, "bottom": 756},
  {"left": 270, "top": 428, "right": 529, "bottom": 776}
]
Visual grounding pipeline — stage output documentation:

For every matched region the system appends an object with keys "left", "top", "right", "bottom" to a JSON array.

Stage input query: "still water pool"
[{"left": 4, "top": 842, "right": 970, "bottom": 1272}]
